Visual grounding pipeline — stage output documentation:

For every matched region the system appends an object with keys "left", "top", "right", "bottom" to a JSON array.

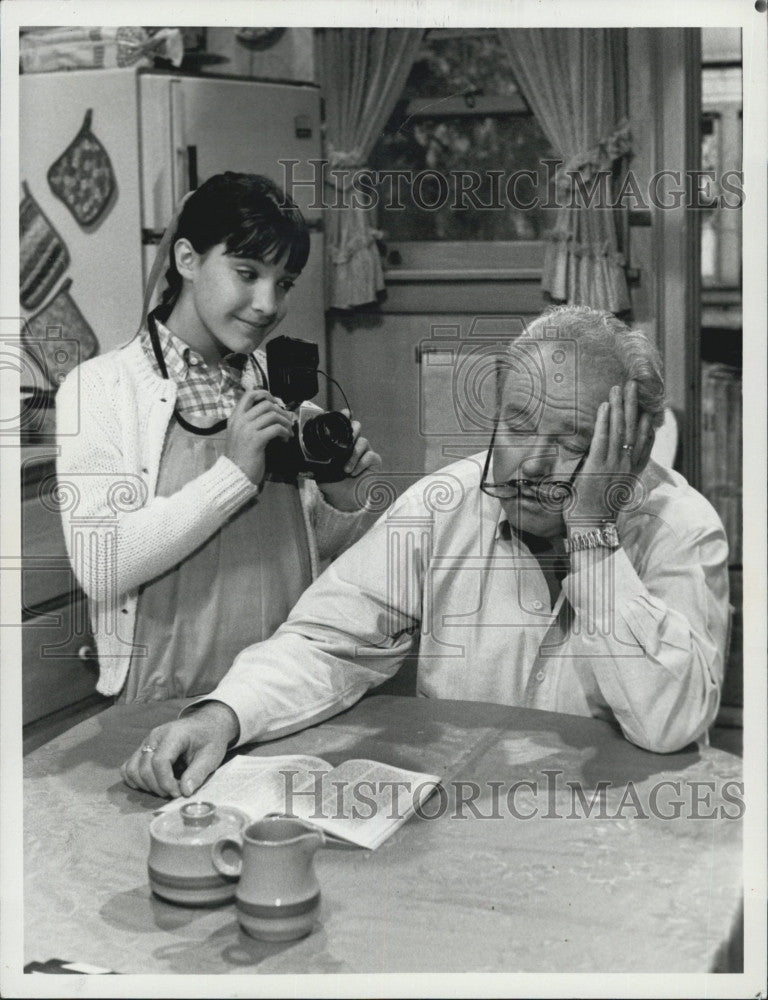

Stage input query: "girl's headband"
[{"left": 137, "top": 189, "right": 195, "bottom": 336}]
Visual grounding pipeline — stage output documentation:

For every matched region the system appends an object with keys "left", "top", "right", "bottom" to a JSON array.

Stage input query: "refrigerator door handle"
[
  {"left": 142, "top": 229, "right": 167, "bottom": 245},
  {"left": 187, "top": 145, "right": 199, "bottom": 191},
  {"left": 170, "top": 78, "right": 187, "bottom": 203}
]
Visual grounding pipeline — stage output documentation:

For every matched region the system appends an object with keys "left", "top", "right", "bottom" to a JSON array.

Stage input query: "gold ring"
[
  {"left": 621, "top": 444, "right": 633, "bottom": 452},
  {"left": 140, "top": 745, "right": 157, "bottom": 754}
]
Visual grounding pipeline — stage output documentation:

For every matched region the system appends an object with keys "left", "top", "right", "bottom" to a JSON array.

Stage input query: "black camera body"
[{"left": 265, "top": 336, "right": 354, "bottom": 483}]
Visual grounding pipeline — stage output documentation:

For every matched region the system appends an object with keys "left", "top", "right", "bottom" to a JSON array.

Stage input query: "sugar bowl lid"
[{"left": 150, "top": 801, "right": 248, "bottom": 845}]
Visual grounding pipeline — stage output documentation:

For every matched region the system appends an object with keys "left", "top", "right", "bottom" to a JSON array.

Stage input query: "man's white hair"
[{"left": 515, "top": 305, "right": 666, "bottom": 429}]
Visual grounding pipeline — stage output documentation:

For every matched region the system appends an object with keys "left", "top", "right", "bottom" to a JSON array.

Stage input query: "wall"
[
  {"left": 202, "top": 28, "right": 315, "bottom": 83},
  {"left": 328, "top": 265, "right": 546, "bottom": 486},
  {"left": 626, "top": 28, "right": 702, "bottom": 486}
]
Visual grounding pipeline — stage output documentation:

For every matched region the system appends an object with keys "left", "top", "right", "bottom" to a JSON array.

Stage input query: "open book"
[{"left": 159, "top": 754, "right": 441, "bottom": 851}]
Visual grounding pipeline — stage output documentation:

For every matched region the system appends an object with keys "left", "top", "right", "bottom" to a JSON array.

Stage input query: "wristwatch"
[{"left": 564, "top": 523, "right": 620, "bottom": 553}]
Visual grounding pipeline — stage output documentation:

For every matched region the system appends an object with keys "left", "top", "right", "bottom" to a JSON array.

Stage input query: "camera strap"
[
  {"left": 147, "top": 310, "right": 268, "bottom": 437},
  {"left": 147, "top": 310, "right": 226, "bottom": 435},
  {"left": 138, "top": 194, "right": 229, "bottom": 436}
]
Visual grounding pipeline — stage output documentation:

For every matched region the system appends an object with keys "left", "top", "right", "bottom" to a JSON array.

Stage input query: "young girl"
[{"left": 56, "top": 172, "right": 380, "bottom": 703}]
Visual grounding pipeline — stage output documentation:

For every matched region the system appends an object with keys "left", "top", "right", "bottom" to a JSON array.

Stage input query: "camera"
[{"left": 265, "top": 335, "right": 354, "bottom": 483}]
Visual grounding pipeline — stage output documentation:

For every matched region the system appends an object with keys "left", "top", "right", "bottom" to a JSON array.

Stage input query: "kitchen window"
[{"left": 369, "top": 29, "right": 556, "bottom": 278}]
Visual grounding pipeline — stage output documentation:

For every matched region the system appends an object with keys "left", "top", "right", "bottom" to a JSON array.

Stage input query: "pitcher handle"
[{"left": 211, "top": 837, "right": 243, "bottom": 878}]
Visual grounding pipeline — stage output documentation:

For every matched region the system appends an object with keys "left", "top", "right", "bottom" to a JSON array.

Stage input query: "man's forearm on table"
[
  {"left": 210, "top": 633, "right": 396, "bottom": 746},
  {"left": 564, "top": 545, "right": 649, "bottom": 643}
]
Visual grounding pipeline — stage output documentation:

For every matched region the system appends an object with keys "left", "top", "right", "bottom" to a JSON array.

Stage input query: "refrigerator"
[{"left": 19, "top": 69, "right": 325, "bottom": 367}]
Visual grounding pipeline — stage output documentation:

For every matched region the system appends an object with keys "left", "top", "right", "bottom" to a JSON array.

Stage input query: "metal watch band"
[{"left": 564, "top": 524, "right": 620, "bottom": 553}]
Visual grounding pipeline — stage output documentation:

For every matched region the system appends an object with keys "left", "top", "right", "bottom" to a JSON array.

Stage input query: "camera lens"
[{"left": 301, "top": 411, "right": 354, "bottom": 463}]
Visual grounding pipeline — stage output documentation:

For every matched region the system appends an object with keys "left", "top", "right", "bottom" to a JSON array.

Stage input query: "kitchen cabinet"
[{"left": 21, "top": 449, "right": 109, "bottom": 753}]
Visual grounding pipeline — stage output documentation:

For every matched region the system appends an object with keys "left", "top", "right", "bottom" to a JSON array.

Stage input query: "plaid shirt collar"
[
  {"left": 141, "top": 317, "right": 264, "bottom": 422},
  {"left": 142, "top": 318, "right": 249, "bottom": 386}
]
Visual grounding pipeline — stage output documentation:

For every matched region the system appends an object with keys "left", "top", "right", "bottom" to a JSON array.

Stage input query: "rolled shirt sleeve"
[
  {"left": 561, "top": 514, "right": 729, "bottom": 753},
  {"left": 306, "top": 477, "right": 379, "bottom": 563}
]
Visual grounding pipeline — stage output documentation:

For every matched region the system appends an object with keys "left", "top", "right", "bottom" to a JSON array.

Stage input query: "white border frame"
[{"left": 1, "top": 2, "right": 765, "bottom": 998}]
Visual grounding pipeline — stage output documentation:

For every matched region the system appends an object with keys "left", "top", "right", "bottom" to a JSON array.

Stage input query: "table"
[{"left": 24, "top": 695, "right": 743, "bottom": 974}]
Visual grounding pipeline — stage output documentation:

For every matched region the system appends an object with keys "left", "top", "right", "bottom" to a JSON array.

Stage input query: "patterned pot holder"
[
  {"left": 20, "top": 182, "right": 70, "bottom": 311},
  {"left": 47, "top": 109, "right": 117, "bottom": 229},
  {"left": 22, "top": 278, "right": 99, "bottom": 389}
]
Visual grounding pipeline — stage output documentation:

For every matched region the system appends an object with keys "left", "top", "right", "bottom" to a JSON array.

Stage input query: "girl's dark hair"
[{"left": 157, "top": 172, "right": 310, "bottom": 316}]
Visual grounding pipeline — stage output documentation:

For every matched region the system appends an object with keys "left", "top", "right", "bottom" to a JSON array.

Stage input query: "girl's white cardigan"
[{"left": 55, "top": 338, "right": 372, "bottom": 696}]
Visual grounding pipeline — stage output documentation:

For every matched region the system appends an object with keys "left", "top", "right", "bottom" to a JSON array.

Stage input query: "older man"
[{"left": 123, "top": 306, "right": 730, "bottom": 798}]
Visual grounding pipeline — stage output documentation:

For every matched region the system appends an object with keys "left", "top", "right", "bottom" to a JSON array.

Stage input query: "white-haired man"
[{"left": 123, "top": 306, "right": 730, "bottom": 797}]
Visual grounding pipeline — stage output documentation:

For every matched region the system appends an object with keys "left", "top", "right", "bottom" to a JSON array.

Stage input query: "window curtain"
[
  {"left": 317, "top": 28, "right": 424, "bottom": 310},
  {"left": 498, "top": 28, "right": 631, "bottom": 312}
]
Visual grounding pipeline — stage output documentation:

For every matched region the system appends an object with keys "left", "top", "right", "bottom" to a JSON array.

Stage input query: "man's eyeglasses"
[{"left": 479, "top": 415, "right": 588, "bottom": 503}]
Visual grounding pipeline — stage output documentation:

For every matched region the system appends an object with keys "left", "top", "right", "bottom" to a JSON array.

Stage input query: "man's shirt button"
[
  {"left": 535, "top": 671, "right": 545, "bottom": 682},
  {"left": 533, "top": 600, "right": 544, "bottom": 611}
]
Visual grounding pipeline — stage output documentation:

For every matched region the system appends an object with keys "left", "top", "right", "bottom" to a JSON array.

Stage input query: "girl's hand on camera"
[
  {"left": 225, "top": 389, "right": 294, "bottom": 485},
  {"left": 317, "top": 412, "right": 382, "bottom": 511}
]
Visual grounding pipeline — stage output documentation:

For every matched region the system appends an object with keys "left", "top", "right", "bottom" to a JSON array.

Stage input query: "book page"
[
  {"left": 156, "top": 754, "right": 333, "bottom": 820},
  {"left": 291, "top": 758, "right": 441, "bottom": 851}
]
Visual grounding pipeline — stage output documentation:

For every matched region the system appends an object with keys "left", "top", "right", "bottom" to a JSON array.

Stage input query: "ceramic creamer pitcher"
[{"left": 212, "top": 815, "right": 326, "bottom": 941}]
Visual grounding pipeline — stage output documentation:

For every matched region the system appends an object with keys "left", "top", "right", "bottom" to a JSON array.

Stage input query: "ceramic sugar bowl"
[{"left": 148, "top": 801, "right": 249, "bottom": 907}]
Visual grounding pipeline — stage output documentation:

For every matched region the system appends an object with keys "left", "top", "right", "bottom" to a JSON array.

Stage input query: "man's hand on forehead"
[{"left": 566, "top": 379, "right": 655, "bottom": 525}]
